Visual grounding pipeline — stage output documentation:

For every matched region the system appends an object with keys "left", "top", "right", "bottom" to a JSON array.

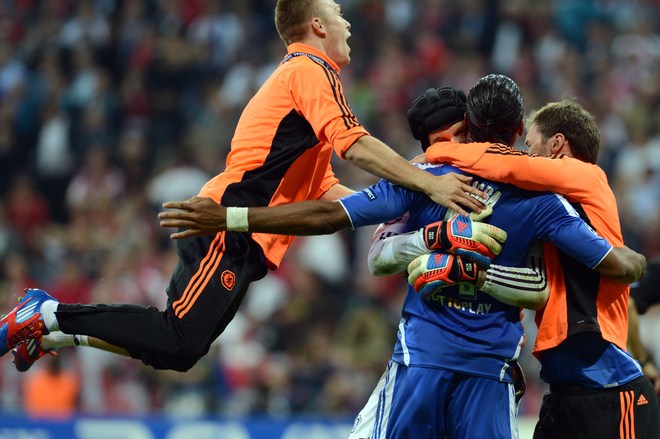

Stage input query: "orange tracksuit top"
[
  {"left": 426, "top": 142, "right": 628, "bottom": 356},
  {"left": 198, "top": 43, "right": 369, "bottom": 270}
]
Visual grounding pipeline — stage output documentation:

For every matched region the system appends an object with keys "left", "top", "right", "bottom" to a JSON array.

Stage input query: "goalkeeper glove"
[
  {"left": 407, "top": 252, "right": 480, "bottom": 300},
  {"left": 422, "top": 214, "right": 506, "bottom": 268}
]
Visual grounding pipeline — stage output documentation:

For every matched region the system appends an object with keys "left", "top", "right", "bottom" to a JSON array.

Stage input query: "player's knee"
[
  {"left": 146, "top": 354, "right": 200, "bottom": 372},
  {"left": 147, "top": 339, "right": 206, "bottom": 371},
  {"left": 168, "top": 356, "right": 200, "bottom": 372},
  {"left": 171, "top": 340, "right": 209, "bottom": 368},
  {"left": 163, "top": 313, "right": 214, "bottom": 361}
]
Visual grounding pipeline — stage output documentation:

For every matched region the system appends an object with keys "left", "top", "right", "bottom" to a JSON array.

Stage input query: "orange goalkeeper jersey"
[
  {"left": 198, "top": 43, "right": 369, "bottom": 269},
  {"left": 426, "top": 141, "right": 628, "bottom": 355}
]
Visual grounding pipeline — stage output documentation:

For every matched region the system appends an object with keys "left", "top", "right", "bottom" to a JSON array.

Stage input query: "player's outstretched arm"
[
  {"left": 346, "top": 135, "right": 487, "bottom": 216},
  {"left": 159, "top": 196, "right": 351, "bottom": 239},
  {"left": 425, "top": 141, "right": 596, "bottom": 202}
]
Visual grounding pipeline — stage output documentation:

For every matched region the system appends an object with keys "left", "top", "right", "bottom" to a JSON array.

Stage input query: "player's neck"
[
  {"left": 556, "top": 144, "right": 574, "bottom": 158},
  {"left": 466, "top": 133, "right": 514, "bottom": 147},
  {"left": 296, "top": 36, "right": 326, "bottom": 54}
]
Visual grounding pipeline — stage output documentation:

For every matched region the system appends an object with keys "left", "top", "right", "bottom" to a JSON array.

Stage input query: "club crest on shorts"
[{"left": 221, "top": 270, "right": 236, "bottom": 291}]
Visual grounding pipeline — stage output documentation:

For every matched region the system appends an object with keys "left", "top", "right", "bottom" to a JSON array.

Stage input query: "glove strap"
[
  {"left": 439, "top": 220, "right": 451, "bottom": 250},
  {"left": 455, "top": 257, "right": 478, "bottom": 283},
  {"left": 424, "top": 222, "right": 443, "bottom": 249}
]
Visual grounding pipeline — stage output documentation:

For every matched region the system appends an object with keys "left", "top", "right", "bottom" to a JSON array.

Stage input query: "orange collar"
[{"left": 285, "top": 43, "right": 341, "bottom": 74}]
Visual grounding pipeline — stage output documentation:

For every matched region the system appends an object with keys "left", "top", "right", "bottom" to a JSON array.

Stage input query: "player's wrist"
[
  {"left": 475, "top": 270, "right": 486, "bottom": 288},
  {"left": 417, "top": 172, "right": 437, "bottom": 198},
  {"left": 226, "top": 207, "right": 249, "bottom": 231}
]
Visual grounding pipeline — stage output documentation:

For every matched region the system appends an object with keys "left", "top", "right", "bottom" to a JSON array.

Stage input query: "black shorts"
[
  {"left": 166, "top": 230, "right": 268, "bottom": 327},
  {"left": 57, "top": 231, "right": 268, "bottom": 371},
  {"left": 533, "top": 376, "right": 660, "bottom": 439}
]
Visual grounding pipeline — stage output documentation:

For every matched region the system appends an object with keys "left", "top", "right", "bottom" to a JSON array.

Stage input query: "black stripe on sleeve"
[{"left": 320, "top": 66, "right": 358, "bottom": 130}]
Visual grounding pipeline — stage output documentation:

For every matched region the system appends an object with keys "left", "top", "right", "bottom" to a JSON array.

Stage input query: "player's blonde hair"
[
  {"left": 275, "top": 0, "right": 326, "bottom": 45},
  {"left": 526, "top": 99, "right": 600, "bottom": 164}
]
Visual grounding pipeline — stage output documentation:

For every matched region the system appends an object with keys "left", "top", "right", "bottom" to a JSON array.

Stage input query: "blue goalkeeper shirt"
[{"left": 338, "top": 163, "right": 612, "bottom": 383}]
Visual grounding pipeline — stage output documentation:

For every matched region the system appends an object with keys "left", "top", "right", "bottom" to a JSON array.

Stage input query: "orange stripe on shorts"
[
  {"left": 619, "top": 390, "right": 635, "bottom": 439},
  {"left": 172, "top": 233, "right": 225, "bottom": 318}
]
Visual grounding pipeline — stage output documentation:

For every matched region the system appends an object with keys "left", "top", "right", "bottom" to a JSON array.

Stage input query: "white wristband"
[{"left": 226, "top": 207, "right": 249, "bottom": 232}]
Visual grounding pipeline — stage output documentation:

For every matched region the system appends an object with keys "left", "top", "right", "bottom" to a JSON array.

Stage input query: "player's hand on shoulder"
[{"left": 427, "top": 173, "right": 487, "bottom": 217}]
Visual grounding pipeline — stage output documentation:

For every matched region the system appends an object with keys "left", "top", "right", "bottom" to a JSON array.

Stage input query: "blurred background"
[{"left": 0, "top": 0, "right": 658, "bottom": 437}]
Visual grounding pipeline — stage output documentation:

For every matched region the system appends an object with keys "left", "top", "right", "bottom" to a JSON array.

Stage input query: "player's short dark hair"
[
  {"left": 466, "top": 74, "right": 523, "bottom": 146},
  {"left": 525, "top": 99, "right": 600, "bottom": 164},
  {"left": 407, "top": 87, "right": 467, "bottom": 151},
  {"left": 275, "top": 0, "right": 325, "bottom": 45}
]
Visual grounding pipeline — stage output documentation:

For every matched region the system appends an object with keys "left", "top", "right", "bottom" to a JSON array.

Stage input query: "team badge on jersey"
[{"left": 221, "top": 270, "right": 236, "bottom": 291}]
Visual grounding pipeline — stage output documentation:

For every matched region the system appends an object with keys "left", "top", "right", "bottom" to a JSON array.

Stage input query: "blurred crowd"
[{"left": 0, "top": 0, "right": 658, "bottom": 421}]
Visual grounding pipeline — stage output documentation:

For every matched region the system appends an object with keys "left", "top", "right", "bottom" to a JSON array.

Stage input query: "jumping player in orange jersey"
[{"left": 0, "top": 0, "right": 487, "bottom": 373}]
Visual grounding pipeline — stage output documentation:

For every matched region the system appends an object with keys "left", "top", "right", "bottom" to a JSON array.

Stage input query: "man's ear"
[
  {"left": 551, "top": 132, "right": 567, "bottom": 154},
  {"left": 517, "top": 120, "right": 524, "bottom": 136},
  {"left": 311, "top": 18, "right": 326, "bottom": 37}
]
